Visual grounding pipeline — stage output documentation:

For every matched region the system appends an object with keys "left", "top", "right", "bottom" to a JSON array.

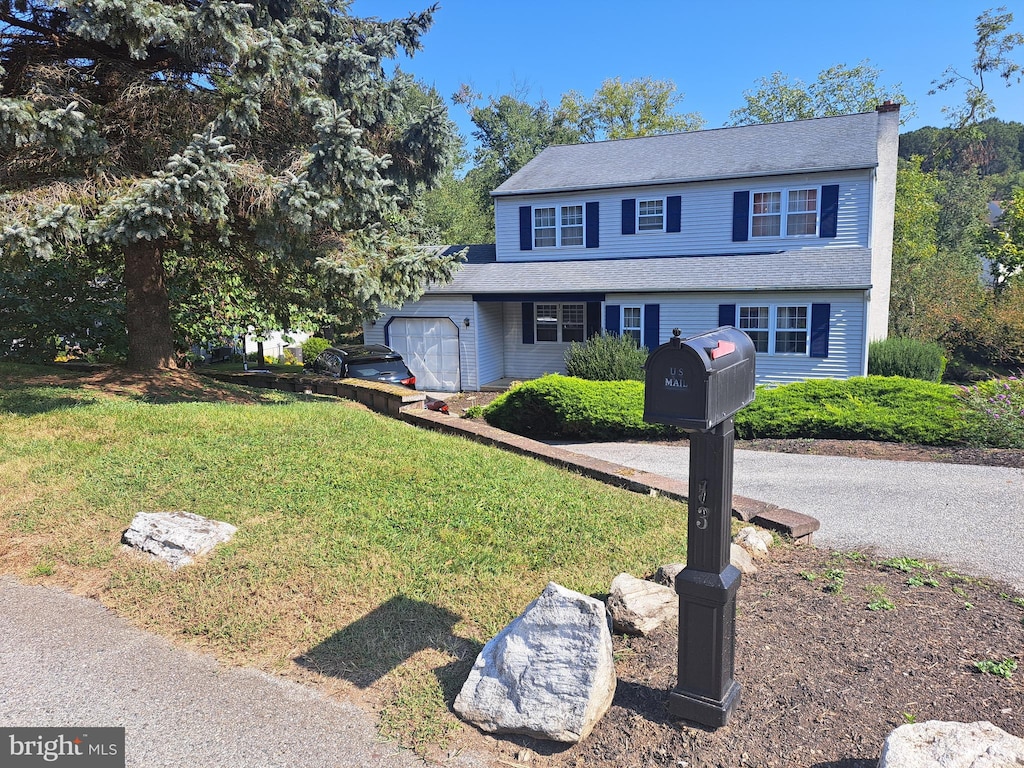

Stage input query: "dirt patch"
[
  {"left": 3, "top": 364, "right": 302, "bottom": 406},
  {"left": 472, "top": 545, "right": 1024, "bottom": 768},
  {"left": 737, "top": 437, "right": 1024, "bottom": 469}
]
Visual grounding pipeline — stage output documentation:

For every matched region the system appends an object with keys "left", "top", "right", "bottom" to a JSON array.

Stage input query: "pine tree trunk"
[{"left": 124, "top": 239, "right": 177, "bottom": 369}]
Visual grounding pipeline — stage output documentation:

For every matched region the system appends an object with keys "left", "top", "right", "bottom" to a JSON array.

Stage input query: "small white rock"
[
  {"left": 730, "top": 543, "right": 759, "bottom": 575},
  {"left": 607, "top": 573, "right": 677, "bottom": 635},
  {"left": 879, "top": 720, "right": 1024, "bottom": 768},
  {"left": 734, "top": 526, "right": 773, "bottom": 560},
  {"left": 123, "top": 511, "right": 237, "bottom": 569}
]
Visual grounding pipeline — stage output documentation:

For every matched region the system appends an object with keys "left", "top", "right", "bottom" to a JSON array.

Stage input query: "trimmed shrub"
[
  {"left": 734, "top": 377, "right": 965, "bottom": 445},
  {"left": 484, "top": 375, "right": 967, "bottom": 445},
  {"left": 301, "top": 336, "right": 331, "bottom": 364},
  {"left": 564, "top": 333, "right": 647, "bottom": 381},
  {"left": 955, "top": 375, "right": 1024, "bottom": 448},
  {"left": 483, "top": 375, "right": 676, "bottom": 440},
  {"left": 868, "top": 337, "right": 947, "bottom": 382}
]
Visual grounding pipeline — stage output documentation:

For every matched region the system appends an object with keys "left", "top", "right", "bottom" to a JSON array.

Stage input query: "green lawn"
[{"left": 0, "top": 363, "right": 688, "bottom": 748}]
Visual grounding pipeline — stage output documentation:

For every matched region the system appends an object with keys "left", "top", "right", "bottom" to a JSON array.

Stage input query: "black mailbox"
[
  {"left": 644, "top": 326, "right": 756, "bottom": 432},
  {"left": 642, "top": 325, "right": 756, "bottom": 728}
]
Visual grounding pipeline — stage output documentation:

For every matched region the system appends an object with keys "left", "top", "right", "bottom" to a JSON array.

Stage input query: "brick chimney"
[{"left": 877, "top": 100, "right": 901, "bottom": 113}]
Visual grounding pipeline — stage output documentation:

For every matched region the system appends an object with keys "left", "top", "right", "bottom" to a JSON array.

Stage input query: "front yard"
[{"left": 1, "top": 363, "right": 1021, "bottom": 767}]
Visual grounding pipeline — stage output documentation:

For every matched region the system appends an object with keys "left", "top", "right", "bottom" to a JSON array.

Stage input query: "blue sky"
[{"left": 352, "top": 0, "right": 1024, "bottom": 146}]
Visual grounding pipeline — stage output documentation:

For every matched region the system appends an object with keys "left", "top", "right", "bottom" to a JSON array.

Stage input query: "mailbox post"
[{"left": 643, "top": 327, "right": 755, "bottom": 728}]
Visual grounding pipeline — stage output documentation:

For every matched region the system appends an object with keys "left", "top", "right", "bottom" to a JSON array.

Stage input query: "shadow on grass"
[
  {"left": 0, "top": 364, "right": 311, "bottom": 410},
  {"left": 0, "top": 387, "right": 100, "bottom": 415},
  {"left": 295, "top": 595, "right": 482, "bottom": 691}
]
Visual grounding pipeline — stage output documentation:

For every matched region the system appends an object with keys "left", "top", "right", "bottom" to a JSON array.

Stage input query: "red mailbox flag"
[{"left": 709, "top": 340, "right": 736, "bottom": 360}]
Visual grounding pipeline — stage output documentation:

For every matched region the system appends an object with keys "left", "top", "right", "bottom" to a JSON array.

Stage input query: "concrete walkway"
[
  {"left": 558, "top": 441, "right": 1024, "bottom": 590},
  {"left": 0, "top": 578, "right": 485, "bottom": 768}
]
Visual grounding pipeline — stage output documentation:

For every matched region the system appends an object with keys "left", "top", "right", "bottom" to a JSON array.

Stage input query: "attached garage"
[{"left": 386, "top": 317, "right": 462, "bottom": 392}]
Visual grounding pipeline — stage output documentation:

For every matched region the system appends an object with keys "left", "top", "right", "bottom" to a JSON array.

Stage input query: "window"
[
  {"left": 561, "top": 205, "right": 584, "bottom": 246},
  {"left": 774, "top": 306, "right": 808, "bottom": 354},
  {"left": 562, "top": 303, "right": 585, "bottom": 342},
  {"left": 751, "top": 192, "right": 780, "bottom": 237},
  {"left": 751, "top": 188, "right": 819, "bottom": 238},
  {"left": 535, "top": 303, "right": 585, "bottom": 343},
  {"left": 738, "top": 306, "right": 769, "bottom": 353},
  {"left": 637, "top": 199, "right": 664, "bottom": 232},
  {"left": 738, "top": 305, "right": 809, "bottom": 355},
  {"left": 534, "top": 208, "right": 556, "bottom": 248},
  {"left": 787, "top": 189, "right": 817, "bottom": 235},
  {"left": 534, "top": 204, "right": 585, "bottom": 248},
  {"left": 622, "top": 307, "right": 642, "bottom": 345}
]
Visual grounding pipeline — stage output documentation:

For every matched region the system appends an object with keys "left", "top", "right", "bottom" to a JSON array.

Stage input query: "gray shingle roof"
[
  {"left": 492, "top": 111, "right": 883, "bottom": 197},
  {"left": 428, "top": 245, "right": 872, "bottom": 294}
]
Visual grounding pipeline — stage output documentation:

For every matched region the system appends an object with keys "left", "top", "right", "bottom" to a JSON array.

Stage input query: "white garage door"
[{"left": 389, "top": 318, "right": 461, "bottom": 392}]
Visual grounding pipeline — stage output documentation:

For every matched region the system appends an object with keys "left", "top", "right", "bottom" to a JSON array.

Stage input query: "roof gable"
[{"left": 492, "top": 112, "right": 883, "bottom": 196}]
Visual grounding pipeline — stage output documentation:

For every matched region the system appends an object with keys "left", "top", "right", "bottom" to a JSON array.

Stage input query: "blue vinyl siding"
[{"left": 493, "top": 171, "right": 870, "bottom": 263}]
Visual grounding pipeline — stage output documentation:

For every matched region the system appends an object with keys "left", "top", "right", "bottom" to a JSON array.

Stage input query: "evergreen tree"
[{"left": 0, "top": 0, "right": 459, "bottom": 368}]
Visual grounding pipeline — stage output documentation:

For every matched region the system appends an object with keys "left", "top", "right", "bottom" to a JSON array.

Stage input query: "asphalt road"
[
  {"left": 0, "top": 577, "right": 485, "bottom": 768},
  {"left": 557, "top": 441, "right": 1024, "bottom": 590}
]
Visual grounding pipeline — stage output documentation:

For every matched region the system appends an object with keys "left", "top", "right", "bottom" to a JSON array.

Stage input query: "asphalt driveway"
[
  {"left": 557, "top": 441, "right": 1024, "bottom": 590},
  {"left": 0, "top": 578, "right": 485, "bottom": 768}
]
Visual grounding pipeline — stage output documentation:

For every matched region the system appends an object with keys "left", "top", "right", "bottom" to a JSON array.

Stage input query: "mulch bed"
[
  {"left": 737, "top": 438, "right": 1024, "bottom": 469},
  {"left": 479, "top": 544, "right": 1024, "bottom": 768}
]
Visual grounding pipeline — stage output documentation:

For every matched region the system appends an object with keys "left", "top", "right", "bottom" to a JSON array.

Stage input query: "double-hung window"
[
  {"left": 751, "top": 188, "right": 819, "bottom": 238},
  {"left": 637, "top": 199, "right": 664, "bottom": 232},
  {"left": 535, "top": 303, "right": 585, "bottom": 343},
  {"left": 738, "top": 306, "right": 770, "bottom": 353},
  {"left": 622, "top": 307, "right": 642, "bottom": 345},
  {"left": 738, "top": 304, "right": 809, "bottom": 355},
  {"left": 534, "top": 204, "right": 584, "bottom": 248}
]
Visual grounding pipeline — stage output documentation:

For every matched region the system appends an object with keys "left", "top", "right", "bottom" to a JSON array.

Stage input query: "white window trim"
[
  {"left": 621, "top": 305, "right": 644, "bottom": 346},
  {"left": 533, "top": 203, "right": 586, "bottom": 249},
  {"left": 636, "top": 198, "right": 666, "bottom": 233},
  {"left": 535, "top": 302, "right": 586, "bottom": 343},
  {"left": 749, "top": 186, "right": 820, "bottom": 239},
  {"left": 738, "top": 303, "right": 812, "bottom": 356}
]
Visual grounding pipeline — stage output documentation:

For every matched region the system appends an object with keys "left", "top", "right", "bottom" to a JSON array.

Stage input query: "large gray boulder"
[
  {"left": 122, "top": 511, "right": 237, "bottom": 569},
  {"left": 879, "top": 720, "right": 1024, "bottom": 767},
  {"left": 454, "top": 582, "right": 615, "bottom": 743},
  {"left": 606, "top": 573, "right": 676, "bottom": 636}
]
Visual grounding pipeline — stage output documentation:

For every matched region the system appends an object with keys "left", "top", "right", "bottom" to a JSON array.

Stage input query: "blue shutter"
[
  {"left": 719, "top": 304, "right": 737, "bottom": 327},
  {"left": 621, "top": 199, "right": 636, "bottom": 235},
  {"left": 586, "top": 302, "right": 601, "bottom": 339},
  {"left": 819, "top": 185, "right": 839, "bottom": 238},
  {"left": 519, "top": 206, "right": 532, "bottom": 251},
  {"left": 643, "top": 304, "right": 660, "bottom": 349},
  {"left": 810, "top": 303, "right": 830, "bottom": 358},
  {"left": 732, "top": 191, "right": 749, "bottom": 242},
  {"left": 605, "top": 304, "right": 620, "bottom": 335},
  {"left": 522, "top": 302, "right": 534, "bottom": 344},
  {"left": 586, "top": 201, "right": 599, "bottom": 248},
  {"left": 666, "top": 196, "right": 681, "bottom": 233}
]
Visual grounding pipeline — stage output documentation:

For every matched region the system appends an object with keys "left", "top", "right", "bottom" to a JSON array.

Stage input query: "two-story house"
[{"left": 364, "top": 104, "right": 900, "bottom": 392}]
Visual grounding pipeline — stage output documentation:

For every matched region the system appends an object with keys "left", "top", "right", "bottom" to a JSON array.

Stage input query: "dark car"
[{"left": 307, "top": 344, "right": 416, "bottom": 389}]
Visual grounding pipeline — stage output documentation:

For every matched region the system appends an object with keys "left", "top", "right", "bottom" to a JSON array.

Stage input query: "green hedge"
[
  {"left": 564, "top": 333, "right": 647, "bottom": 381},
  {"left": 484, "top": 375, "right": 675, "bottom": 440},
  {"left": 483, "top": 374, "right": 968, "bottom": 445},
  {"left": 735, "top": 377, "right": 965, "bottom": 445},
  {"left": 868, "top": 337, "right": 947, "bottom": 382}
]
